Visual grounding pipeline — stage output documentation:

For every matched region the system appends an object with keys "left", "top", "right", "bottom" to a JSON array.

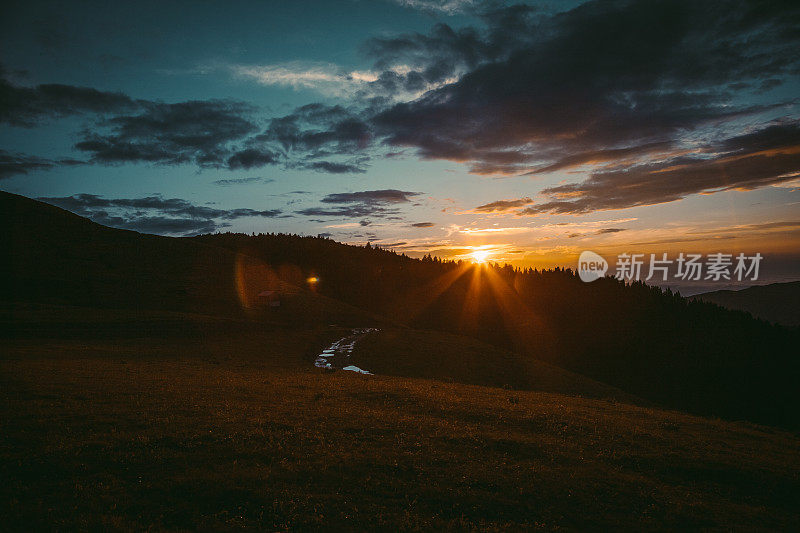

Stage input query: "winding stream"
[{"left": 314, "top": 327, "right": 378, "bottom": 374}]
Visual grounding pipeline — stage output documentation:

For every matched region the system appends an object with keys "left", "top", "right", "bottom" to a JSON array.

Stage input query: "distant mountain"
[{"left": 694, "top": 282, "right": 800, "bottom": 327}]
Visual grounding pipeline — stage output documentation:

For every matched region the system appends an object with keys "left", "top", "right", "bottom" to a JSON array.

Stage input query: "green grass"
[{"left": 2, "top": 327, "right": 799, "bottom": 531}]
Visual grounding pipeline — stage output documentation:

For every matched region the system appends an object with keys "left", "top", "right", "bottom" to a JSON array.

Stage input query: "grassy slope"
[
  {"left": 2, "top": 307, "right": 799, "bottom": 530},
  {"left": 2, "top": 347, "right": 799, "bottom": 530},
  {"left": 352, "top": 328, "right": 642, "bottom": 404}
]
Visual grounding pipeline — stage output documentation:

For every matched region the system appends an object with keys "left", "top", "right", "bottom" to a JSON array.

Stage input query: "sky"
[{"left": 2, "top": 0, "right": 799, "bottom": 294}]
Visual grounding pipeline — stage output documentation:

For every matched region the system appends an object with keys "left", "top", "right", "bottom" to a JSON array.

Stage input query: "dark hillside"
[
  {"left": 694, "top": 281, "right": 800, "bottom": 326},
  {"left": 1, "top": 191, "right": 375, "bottom": 327},
  {"left": 196, "top": 232, "right": 800, "bottom": 428}
]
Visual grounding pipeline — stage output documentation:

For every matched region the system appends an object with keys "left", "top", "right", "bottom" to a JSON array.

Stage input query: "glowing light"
[
  {"left": 307, "top": 276, "right": 319, "bottom": 284},
  {"left": 471, "top": 250, "right": 491, "bottom": 263}
]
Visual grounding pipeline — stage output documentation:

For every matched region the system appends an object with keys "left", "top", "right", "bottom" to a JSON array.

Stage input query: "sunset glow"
[
  {"left": 471, "top": 250, "right": 491, "bottom": 264},
  {"left": 1, "top": 0, "right": 798, "bottom": 294}
]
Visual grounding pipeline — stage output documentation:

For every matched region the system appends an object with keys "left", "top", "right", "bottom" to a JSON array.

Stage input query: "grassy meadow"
[{"left": 2, "top": 307, "right": 799, "bottom": 530}]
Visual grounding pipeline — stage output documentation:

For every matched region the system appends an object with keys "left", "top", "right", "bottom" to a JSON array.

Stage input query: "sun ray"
[
  {"left": 391, "top": 262, "right": 474, "bottom": 324},
  {"left": 481, "top": 265, "right": 556, "bottom": 355}
]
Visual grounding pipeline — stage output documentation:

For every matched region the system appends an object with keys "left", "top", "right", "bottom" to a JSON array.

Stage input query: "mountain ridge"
[{"left": 694, "top": 281, "right": 800, "bottom": 326}]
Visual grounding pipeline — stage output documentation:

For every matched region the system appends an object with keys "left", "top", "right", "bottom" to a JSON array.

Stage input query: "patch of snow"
[
  {"left": 313, "top": 327, "right": 379, "bottom": 374},
  {"left": 342, "top": 365, "right": 372, "bottom": 375}
]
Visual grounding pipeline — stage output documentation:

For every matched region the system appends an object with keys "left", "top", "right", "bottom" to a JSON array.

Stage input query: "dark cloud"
[
  {"left": 474, "top": 197, "right": 533, "bottom": 213},
  {"left": 595, "top": 228, "right": 627, "bottom": 235},
  {"left": 296, "top": 189, "right": 422, "bottom": 219},
  {"left": 245, "top": 0, "right": 800, "bottom": 194},
  {"left": 527, "top": 142, "right": 675, "bottom": 175},
  {"left": 226, "top": 148, "right": 278, "bottom": 170},
  {"left": 411, "top": 221, "right": 435, "bottom": 227},
  {"left": 0, "top": 150, "right": 83, "bottom": 179},
  {"left": 37, "top": 194, "right": 281, "bottom": 236},
  {"left": 235, "top": 103, "right": 373, "bottom": 174},
  {"left": 305, "top": 161, "right": 366, "bottom": 174},
  {"left": 1, "top": 70, "right": 368, "bottom": 175},
  {"left": 259, "top": 103, "right": 371, "bottom": 154},
  {"left": 75, "top": 100, "right": 258, "bottom": 167},
  {"left": 370, "top": 0, "right": 800, "bottom": 176},
  {"left": 295, "top": 205, "right": 395, "bottom": 218},
  {"left": 321, "top": 189, "right": 421, "bottom": 204},
  {"left": 521, "top": 121, "right": 800, "bottom": 215},
  {"left": 363, "top": 22, "right": 488, "bottom": 94},
  {"left": 212, "top": 177, "right": 274, "bottom": 186},
  {"left": 0, "top": 75, "right": 140, "bottom": 127},
  {"left": 362, "top": 4, "right": 545, "bottom": 98}
]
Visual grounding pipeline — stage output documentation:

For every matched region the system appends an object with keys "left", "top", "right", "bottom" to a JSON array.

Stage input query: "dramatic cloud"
[
  {"left": 0, "top": 70, "right": 370, "bottom": 175},
  {"left": 522, "top": 121, "right": 800, "bottom": 215},
  {"left": 262, "top": 104, "right": 371, "bottom": 153},
  {"left": 38, "top": 194, "right": 282, "bottom": 236},
  {"left": 5, "top": 0, "right": 800, "bottom": 208},
  {"left": 0, "top": 150, "right": 83, "bottom": 179},
  {"left": 411, "top": 221, "right": 435, "bottom": 227},
  {"left": 371, "top": 0, "right": 800, "bottom": 177},
  {"left": 474, "top": 197, "right": 533, "bottom": 213},
  {"left": 235, "top": 103, "right": 373, "bottom": 174},
  {"left": 0, "top": 74, "right": 140, "bottom": 127},
  {"left": 75, "top": 100, "right": 258, "bottom": 167},
  {"left": 298, "top": 189, "right": 422, "bottom": 219}
]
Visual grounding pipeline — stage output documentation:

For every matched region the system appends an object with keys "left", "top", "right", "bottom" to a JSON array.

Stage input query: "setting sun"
[{"left": 471, "top": 250, "right": 491, "bottom": 263}]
